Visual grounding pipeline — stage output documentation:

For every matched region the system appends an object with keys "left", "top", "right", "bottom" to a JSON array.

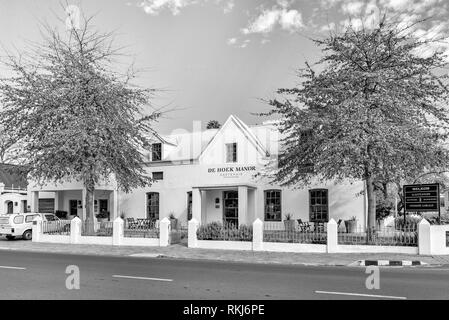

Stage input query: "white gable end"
[{"left": 199, "top": 115, "right": 268, "bottom": 165}]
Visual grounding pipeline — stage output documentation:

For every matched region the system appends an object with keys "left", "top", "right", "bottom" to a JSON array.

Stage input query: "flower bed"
[{"left": 196, "top": 222, "right": 253, "bottom": 241}]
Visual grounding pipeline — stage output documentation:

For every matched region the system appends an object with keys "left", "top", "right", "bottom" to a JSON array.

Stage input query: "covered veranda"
[
  {"left": 29, "top": 188, "right": 119, "bottom": 221},
  {"left": 191, "top": 183, "right": 258, "bottom": 226}
]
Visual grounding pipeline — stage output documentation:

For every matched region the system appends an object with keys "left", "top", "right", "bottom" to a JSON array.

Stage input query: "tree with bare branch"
[
  {"left": 265, "top": 15, "right": 449, "bottom": 230},
  {"left": 0, "top": 9, "right": 160, "bottom": 230}
]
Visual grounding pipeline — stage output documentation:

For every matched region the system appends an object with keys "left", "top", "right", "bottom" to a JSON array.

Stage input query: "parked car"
[{"left": 0, "top": 213, "right": 69, "bottom": 240}]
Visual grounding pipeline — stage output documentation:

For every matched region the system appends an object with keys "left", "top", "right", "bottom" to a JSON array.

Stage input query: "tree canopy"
[
  {"left": 206, "top": 120, "right": 221, "bottom": 129},
  {"left": 265, "top": 16, "right": 449, "bottom": 228},
  {"left": 0, "top": 12, "right": 160, "bottom": 222}
]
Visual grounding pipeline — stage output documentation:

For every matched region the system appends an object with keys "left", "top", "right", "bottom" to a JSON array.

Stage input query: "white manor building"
[{"left": 25, "top": 115, "right": 368, "bottom": 229}]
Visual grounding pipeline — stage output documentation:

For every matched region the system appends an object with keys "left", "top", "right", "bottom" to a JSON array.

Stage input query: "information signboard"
[{"left": 403, "top": 183, "right": 440, "bottom": 212}]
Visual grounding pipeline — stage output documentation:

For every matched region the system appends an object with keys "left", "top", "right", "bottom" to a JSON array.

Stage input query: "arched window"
[
  {"left": 264, "top": 190, "right": 282, "bottom": 221},
  {"left": 147, "top": 192, "right": 159, "bottom": 220},
  {"left": 309, "top": 189, "right": 328, "bottom": 222}
]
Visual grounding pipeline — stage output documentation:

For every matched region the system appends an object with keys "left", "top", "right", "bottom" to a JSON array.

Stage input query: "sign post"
[{"left": 403, "top": 183, "right": 440, "bottom": 223}]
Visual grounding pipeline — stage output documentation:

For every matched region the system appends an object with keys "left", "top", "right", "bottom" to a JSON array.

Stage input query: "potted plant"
[
  {"left": 169, "top": 213, "right": 178, "bottom": 230},
  {"left": 283, "top": 213, "right": 295, "bottom": 231},
  {"left": 345, "top": 216, "right": 358, "bottom": 233},
  {"left": 95, "top": 210, "right": 109, "bottom": 223},
  {"left": 55, "top": 210, "right": 68, "bottom": 220}
]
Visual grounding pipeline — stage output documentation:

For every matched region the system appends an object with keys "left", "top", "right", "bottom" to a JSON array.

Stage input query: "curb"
[{"left": 352, "top": 260, "right": 428, "bottom": 267}]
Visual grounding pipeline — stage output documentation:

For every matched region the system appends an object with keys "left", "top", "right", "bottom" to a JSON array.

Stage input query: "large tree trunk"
[
  {"left": 366, "top": 175, "right": 376, "bottom": 230},
  {"left": 84, "top": 181, "right": 95, "bottom": 235}
]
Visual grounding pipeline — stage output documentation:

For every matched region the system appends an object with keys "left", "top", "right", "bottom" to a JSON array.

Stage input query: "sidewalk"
[{"left": 1, "top": 240, "right": 449, "bottom": 266}]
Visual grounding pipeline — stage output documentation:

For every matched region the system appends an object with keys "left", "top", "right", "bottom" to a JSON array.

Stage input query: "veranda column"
[
  {"left": 30, "top": 191, "right": 39, "bottom": 212},
  {"left": 111, "top": 189, "right": 119, "bottom": 220},
  {"left": 54, "top": 191, "right": 62, "bottom": 212},
  {"left": 238, "top": 186, "right": 248, "bottom": 225},
  {"left": 192, "top": 188, "right": 202, "bottom": 224}
]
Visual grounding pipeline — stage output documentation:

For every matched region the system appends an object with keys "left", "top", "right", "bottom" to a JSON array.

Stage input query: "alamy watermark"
[{"left": 65, "top": 265, "right": 80, "bottom": 290}]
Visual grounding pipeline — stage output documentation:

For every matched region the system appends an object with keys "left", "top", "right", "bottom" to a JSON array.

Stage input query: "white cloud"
[
  {"left": 223, "top": 0, "right": 234, "bottom": 14},
  {"left": 139, "top": 0, "right": 198, "bottom": 15},
  {"left": 242, "top": 9, "right": 281, "bottom": 34},
  {"left": 280, "top": 9, "right": 303, "bottom": 31},
  {"left": 318, "top": 0, "right": 449, "bottom": 60},
  {"left": 226, "top": 37, "right": 237, "bottom": 45},
  {"left": 242, "top": 6, "right": 303, "bottom": 35},
  {"left": 341, "top": 1, "right": 365, "bottom": 15},
  {"left": 138, "top": 0, "right": 236, "bottom": 15}
]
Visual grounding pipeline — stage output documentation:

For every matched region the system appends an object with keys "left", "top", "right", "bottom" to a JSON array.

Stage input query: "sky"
[{"left": 0, "top": 0, "right": 448, "bottom": 134}]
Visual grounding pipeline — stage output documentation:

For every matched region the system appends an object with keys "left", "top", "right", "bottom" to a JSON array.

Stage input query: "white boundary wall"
[
  {"left": 32, "top": 216, "right": 449, "bottom": 255},
  {"left": 418, "top": 219, "right": 449, "bottom": 255},
  {"left": 32, "top": 216, "right": 170, "bottom": 247},
  {"left": 188, "top": 218, "right": 437, "bottom": 255}
]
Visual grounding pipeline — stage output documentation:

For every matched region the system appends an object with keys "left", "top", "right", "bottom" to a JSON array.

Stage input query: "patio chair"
[
  {"left": 126, "top": 218, "right": 138, "bottom": 229},
  {"left": 297, "top": 219, "right": 311, "bottom": 232}
]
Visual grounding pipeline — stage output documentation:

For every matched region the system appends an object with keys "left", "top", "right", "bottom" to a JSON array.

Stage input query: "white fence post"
[
  {"left": 113, "top": 217, "right": 124, "bottom": 246},
  {"left": 159, "top": 217, "right": 170, "bottom": 247},
  {"left": 252, "top": 219, "right": 263, "bottom": 251},
  {"left": 70, "top": 217, "right": 81, "bottom": 244},
  {"left": 188, "top": 218, "right": 199, "bottom": 248},
  {"left": 418, "top": 218, "right": 431, "bottom": 255},
  {"left": 32, "top": 215, "right": 43, "bottom": 242},
  {"left": 327, "top": 219, "right": 338, "bottom": 253}
]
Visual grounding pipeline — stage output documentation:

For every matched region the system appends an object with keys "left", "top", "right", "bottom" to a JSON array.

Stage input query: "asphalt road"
[{"left": 0, "top": 250, "right": 448, "bottom": 300}]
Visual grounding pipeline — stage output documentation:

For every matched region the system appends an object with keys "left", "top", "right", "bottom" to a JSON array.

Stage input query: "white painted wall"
[
  {"left": 429, "top": 224, "right": 449, "bottom": 255},
  {"left": 24, "top": 116, "right": 367, "bottom": 227}
]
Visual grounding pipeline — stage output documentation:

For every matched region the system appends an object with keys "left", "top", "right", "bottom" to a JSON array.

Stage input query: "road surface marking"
[
  {"left": 0, "top": 265, "right": 26, "bottom": 270},
  {"left": 112, "top": 275, "right": 173, "bottom": 282},
  {"left": 315, "top": 290, "right": 406, "bottom": 300}
]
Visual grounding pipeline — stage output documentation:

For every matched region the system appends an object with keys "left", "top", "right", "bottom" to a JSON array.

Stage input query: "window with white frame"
[
  {"left": 147, "top": 192, "right": 159, "bottom": 220},
  {"left": 151, "top": 143, "right": 162, "bottom": 161},
  {"left": 152, "top": 171, "right": 163, "bottom": 180},
  {"left": 225, "top": 143, "right": 237, "bottom": 163},
  {"left": 309, "top": 189, "right": 329, "bottom": 222},
  {"left": 264, "top": 190, "right": 282, "bottom": 221}
]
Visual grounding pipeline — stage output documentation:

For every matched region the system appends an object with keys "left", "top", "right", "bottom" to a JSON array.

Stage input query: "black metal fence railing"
[
  {"left": 81, "top": 220, "right": 113, "bottom": 237},
  {"left": 338, "top": 226, "right": 418, "bottom": 247},
  {"left": 263, "top": 222, "right": 327, "bottom": 244},
  {"left": 124, "top": 218, "right": 159, "bottom": 238},
  {"left": 170, "top": 224, "right": 188, "bottom": 244},
  {"left": 42, "top": 220, "right": 71, "bottom": 235},
  {"left": 196, "top": 222, "right": 253, "bottom": 241}
]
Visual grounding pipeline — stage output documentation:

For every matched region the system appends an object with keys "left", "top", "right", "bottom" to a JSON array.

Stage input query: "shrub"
[
  {"left": 95, "top": 211, "right": 109, "bottom": 219},
  {"left": 196, "top": 222, "right": 253, "bottom": 241},
  {"left": 394, "top": 215, "right": 422, "bottom": 231},
  {"left": 55, "top": 210, "right": 68, "bottom": 219}
]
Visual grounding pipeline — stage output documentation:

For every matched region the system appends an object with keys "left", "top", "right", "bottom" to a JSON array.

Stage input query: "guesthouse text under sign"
[{"left": 403, "top": 183, "right": 440, "bottom": 212}]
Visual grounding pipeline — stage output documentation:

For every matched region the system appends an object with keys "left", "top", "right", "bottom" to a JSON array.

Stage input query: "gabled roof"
[
  {"left": 145, "top": 115, "right": 276, "bottom": 163},
  {"left": 199, "top": 115, "right": 269, "bottom": 161}
]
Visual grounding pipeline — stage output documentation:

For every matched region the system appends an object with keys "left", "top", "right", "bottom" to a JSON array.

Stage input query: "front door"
[
  {"left": 99, "top": 199, "right": 108, "bottom": 214},
  {"left": 223, "top": 191, "right": 238, "bottom": 227},
  {"left": 69, "top": 200, "right": 78, "bottom": 216}
]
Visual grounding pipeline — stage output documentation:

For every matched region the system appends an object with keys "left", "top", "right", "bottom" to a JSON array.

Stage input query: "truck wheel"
[
  {"left": 22, "top": 230, "right": 32, "bottom": 240},
  {"left": 5, "top": 235, "right": 15, "bottom": 240}
]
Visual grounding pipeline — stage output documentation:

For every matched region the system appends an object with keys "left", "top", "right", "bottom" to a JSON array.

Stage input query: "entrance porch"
[
  {"left": 30, "top": 189, "right": 119, "bottom": 221},
  {"left": 191, "top": 184, "right": 257, "bottom": 226}
]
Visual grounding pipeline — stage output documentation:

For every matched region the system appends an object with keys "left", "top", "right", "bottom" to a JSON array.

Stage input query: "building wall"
[
  {"left": 23, "top": 117, "right": 367, "bottom": 227},
  {"left": 119, "top": 162, "right": 366, "bottom": 228}
]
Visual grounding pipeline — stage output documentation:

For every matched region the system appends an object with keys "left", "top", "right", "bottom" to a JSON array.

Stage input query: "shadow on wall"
[{"left": 329, "top": 183, "right": 365, "bottom": 229}]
